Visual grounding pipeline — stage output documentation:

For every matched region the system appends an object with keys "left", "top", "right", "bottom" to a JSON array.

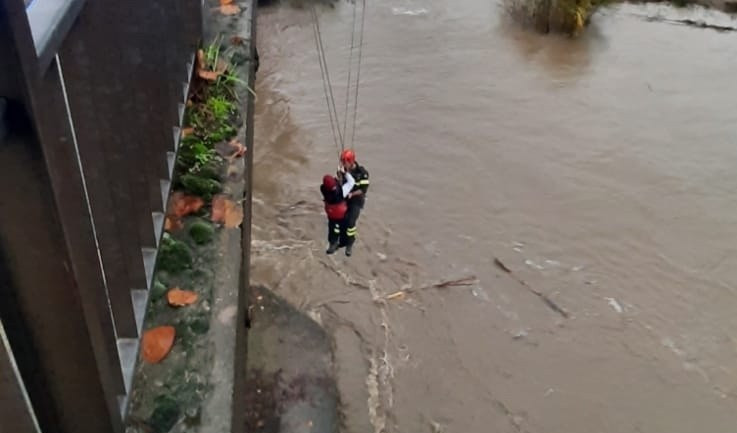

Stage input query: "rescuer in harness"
[
  {"left": 321, "top": 171, "right": 355, "bottom": 255},
  {"left": 338, "top": 149, "right": 369, "bottom": 257}
]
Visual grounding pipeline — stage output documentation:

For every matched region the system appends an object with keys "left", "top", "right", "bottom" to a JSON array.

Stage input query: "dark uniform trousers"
[
  {"left": 328, "top": 219, "right": 342, "bottom": 245},
  {"left": 342, "top": 199, "right": 363, "bottom": 247},
  {"left": 340, "top": 162, "right": 369, "bottom": 248}
]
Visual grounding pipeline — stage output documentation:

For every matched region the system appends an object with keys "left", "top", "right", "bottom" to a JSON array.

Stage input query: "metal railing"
[{"left": 0, "top": 0, "right": 202, "bottom": 432}]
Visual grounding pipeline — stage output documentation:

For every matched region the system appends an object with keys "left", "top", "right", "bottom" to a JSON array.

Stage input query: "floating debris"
[
  {"left": 637, "top": 14, "right": 737, "bottom": 32},
  {"left": 391, "top": 6, "right": 429, "bottom": 16},
  {"left": 604, "top": 297, "right": 623, "bottom": 314},
  {"left": 386, "top": 291, "right": 406, "bottom": 301},
  {"left": 494, "top": 258, "right": 569, "bottom": 319},
  {"left": 430, "top": 420, "right": 445, "bottom": 433},
  {"left": 471, "top": 286, "right": 490, "bottom": 302},
  {"left": 383, "top": 276, "right": 478, "bottom": 301},
  {"left": 512, "top": 329, "right": 528, "bottom": 340},
  {"left": 525, "top": 259, "right": 545, "bottom": 270}
]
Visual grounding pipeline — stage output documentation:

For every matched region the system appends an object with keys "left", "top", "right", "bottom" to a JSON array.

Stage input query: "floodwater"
[{"left": 250, "top": 1, "right": 737, "bottom": 432}]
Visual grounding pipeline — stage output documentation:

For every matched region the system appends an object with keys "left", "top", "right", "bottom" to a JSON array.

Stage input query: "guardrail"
[{"left": 0, "top": 1, "right": 202, "bottom": 432}]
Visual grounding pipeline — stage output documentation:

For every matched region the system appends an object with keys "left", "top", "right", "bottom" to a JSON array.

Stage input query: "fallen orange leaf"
[
  {"left": 181, "top": 127, "right": 195, "bottom": 138},
  {"left": 211, "top": 195, "right": 243, "bottom": 228},
  {"left": 220, "top": 4, "right": 241, "bottom": 15},
  {"left": 167, "top": 288, "right": 198, "bottom": 307},
  {"left": 142, "top": 326, "right": 175, "bottom": 363},
  {"left": 211, "top": 195, "right": 227, "bottom": 224},
  {"left": 224, "top": 201, "right": 244, "bottom": 228},
  {"left": 164, "top": 216, "right": 183, "bottom": 232},
  {"left": 196, "top": 49, "right": 228, "bottom": 82},
  {"left": 197, "top": 59, "right": 228, "bottom": 81},
  {"left": 198, "top": 69, "right": 221, "bottom": 81},
  {"left": 229, "top": 139, "right": 247, "bottom": 158},
  {"left": 168, "top": 192, "right": 205, "bottom": 218}
]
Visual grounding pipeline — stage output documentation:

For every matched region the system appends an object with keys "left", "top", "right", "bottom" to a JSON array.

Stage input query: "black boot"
[
  {"left": 345, "top": 245, "right": 353, "bottom": 257},
  {"left": 326, "top": 242, "right": 339, "bottom": 255}
]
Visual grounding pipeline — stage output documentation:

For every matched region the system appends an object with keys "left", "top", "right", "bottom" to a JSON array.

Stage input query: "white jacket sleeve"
[{"left": 341, "top": 172, "right": 356, "bottom": 198}]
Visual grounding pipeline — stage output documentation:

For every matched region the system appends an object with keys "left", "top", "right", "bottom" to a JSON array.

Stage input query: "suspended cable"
[
  {"left": 310, "top": 8, "right": 341, "bottom": 151},
  {"left": 342, "top": 0, "right": 358, "bottom": 145},
  {"left": 350, "top": 0, "right": 366, "bottom": 150},
  {"left": 311, "top": 5, "right": 345, "bottom": 150}
]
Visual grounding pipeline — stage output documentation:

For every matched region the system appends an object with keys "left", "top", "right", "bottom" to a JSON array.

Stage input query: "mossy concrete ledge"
[{"left": 124, "top": 1, "right": 257, "bottom": 432}]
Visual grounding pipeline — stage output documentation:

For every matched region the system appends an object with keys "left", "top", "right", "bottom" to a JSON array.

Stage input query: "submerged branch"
[
  {"left": 494, "top": 258, "right": 570, "bottom": 319},
  {"left": 638, "top": 15, "right": 737, "bottom": 31}
]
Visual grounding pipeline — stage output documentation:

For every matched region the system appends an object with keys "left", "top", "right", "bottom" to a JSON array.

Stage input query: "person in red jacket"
[{"left": 320, "top": 171, "right": 355, "bottom": 254}]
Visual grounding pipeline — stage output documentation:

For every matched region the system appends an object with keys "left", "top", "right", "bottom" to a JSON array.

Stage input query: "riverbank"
[{"left": 507, "top": 0, "right": 737, "bottom": 34}]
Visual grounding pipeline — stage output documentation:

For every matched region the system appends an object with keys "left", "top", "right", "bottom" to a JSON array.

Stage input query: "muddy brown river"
[{"left": 250, "top": 1, "right": 737, "bottom": 432}]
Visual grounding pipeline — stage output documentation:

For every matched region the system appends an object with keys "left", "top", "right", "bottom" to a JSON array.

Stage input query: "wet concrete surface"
[{"left": 244, "top": 287, "right": 339, "bottom": 433}]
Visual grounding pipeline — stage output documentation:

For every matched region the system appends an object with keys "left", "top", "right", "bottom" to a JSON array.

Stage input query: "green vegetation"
[
  {"left": 149, "top": 395, "right": 181, "bottom": 433},
  {"left": 157, "top": 234, "right": 192, "bottom": 273},
  {"left": 189, "top": 220, "right": 215, "bottom": 245},
  {"left": 174, "top": 40, "right": 243, "bottom": 198},
  {"left": 550, "top": 0, "right": 599, "bottom": 34},
  {"left": 130, "top": 37, "right": 248, "bottom": 433},
  {"left": 151, "top": 279, "right": 168, "bottom": 302},
  {"left": 180, "top": 174, "right": 222, "bottom": 201}
]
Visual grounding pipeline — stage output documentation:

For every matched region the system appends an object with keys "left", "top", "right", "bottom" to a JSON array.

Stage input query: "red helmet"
[{"left": 340, "top": 149, "right": 356, "bottom": 165}]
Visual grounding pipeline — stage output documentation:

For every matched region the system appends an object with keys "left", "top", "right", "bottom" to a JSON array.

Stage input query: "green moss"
[
  {"left": 206, "top": 95, "right": 234, "bottom": 121},
  {"left": 151, "top": 279, "right": 168, "bottom": 302},
  {"left": 177, "top": 137, "right": 216, "bottom": 172},
  {"left": 149, "top": 395, "right": 180, "bottom": 433},
  {"left": 206, "top": 124, "right": 237, "bottom": 144},
  {"left": 184, "top": 268, "right": 212, "bottom": 284},
  {"left": 193, "top": 161, "right": 222, "bottom": 181},
  {"left": 154, "top": 271, "right": 172, "bottom": 287},
  {"left": 174, "top": 312, "right": 211, "bottom": 351},
  {"left": 180, "top": 174, "right": 222, "bottom": 201},
  {"left": 157, "top": 234, "right": 192, "bottom": 273},
  {"left": 188, "top": 315, "right": 211, "bottom": 335},
  {"left": 189, "top": 221, "right": 215, "bottom": 245}
]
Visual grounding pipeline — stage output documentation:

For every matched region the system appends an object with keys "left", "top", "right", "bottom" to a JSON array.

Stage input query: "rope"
[
  {"left": 311, "top": 5, "right": 344, "bottom": 150},
  {"left": 310, "top": 1, "right": 367, "bottom": 152},
  {"left": 350, "top": 0, "right": 366, "bottom": 149},
  {"left": 341, "top": 0, "right": 358, "bottom": 145}
]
